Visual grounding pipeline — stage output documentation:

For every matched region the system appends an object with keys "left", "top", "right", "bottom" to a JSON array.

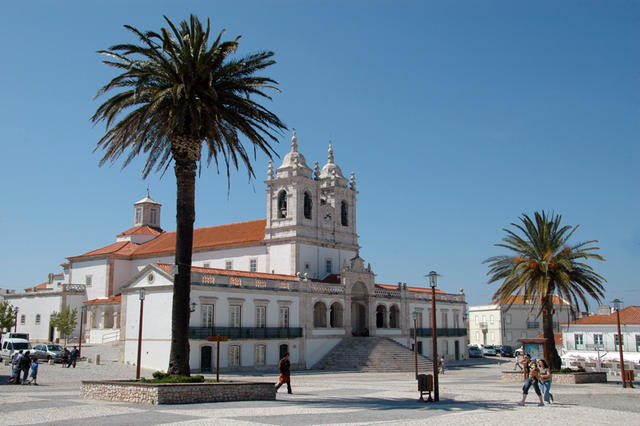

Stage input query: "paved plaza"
[{"left": 1, "top": 348, "right": 638, "bottom": 425}]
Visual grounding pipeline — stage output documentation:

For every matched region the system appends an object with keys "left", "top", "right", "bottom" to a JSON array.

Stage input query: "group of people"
[
  {"left": 518, "top": 353, "right": 553, "bottom": 406},
  {"left": 8, "top": 350, "right": 38, "bottom": 385},
  {"left": 63, "top": 347, "right": 80, "bottom": 368}
]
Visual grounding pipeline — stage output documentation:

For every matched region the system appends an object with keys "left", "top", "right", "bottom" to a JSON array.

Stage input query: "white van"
[{"left": 0, "top": 337, "right": 32, "bottom": 362}]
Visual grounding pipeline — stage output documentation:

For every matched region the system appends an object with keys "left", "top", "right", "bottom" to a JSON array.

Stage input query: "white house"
[
  {"left": 560, "top": 305, "right": 640, "bottom": 377},
  {"left": 7, "top": 132, "right": 468, "bottom": 372}
]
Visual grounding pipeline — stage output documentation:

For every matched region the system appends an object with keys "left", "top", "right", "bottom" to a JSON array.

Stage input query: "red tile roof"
[
  {"left": 567, "top": 306, "right": 640, "bottom": 325},
  {"left": 156, "top": 263, "right": 299, "bottom": 282},
  {"left": 376, "top": 283, "right": 445, "bottom": 294},
  {"left": 536, "top": 332, "right": 563, "bottom": 346},
  {"left": 70, "top": 219, "right": 266, "bottom": 260},
  {"left": 117, "top": 226, "right": 164, "bottom": 237},
  {"left": 24, "top": 281, "right": 49, "bottom": 291},
  {"left": 492, "top": 295, "right": 569, "bottom": 306},
  {"left": 85, "top": 294, "right": 122, "bottom": 305}
]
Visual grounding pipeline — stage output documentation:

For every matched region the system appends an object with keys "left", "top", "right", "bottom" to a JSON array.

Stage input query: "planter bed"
[
  {"left": 501, "top": 371, "right": 607, "bottom": 384},
  {"left": 81, "top": 380, "right": 276, "bottom": 405}
]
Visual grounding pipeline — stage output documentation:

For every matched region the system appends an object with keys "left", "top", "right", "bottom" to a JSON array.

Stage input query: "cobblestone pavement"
[{"left": 1, "top": 352, "right": 638, "bottom": 425}]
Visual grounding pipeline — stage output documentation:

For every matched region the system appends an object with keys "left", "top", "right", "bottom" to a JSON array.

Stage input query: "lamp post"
[
  {"left": 612, "top": 299, "right": 627, "bottom": 388},
  {"left": 136, "top": 288, "right": 146, "bottom": 380},
  {"left": 78, "top": 306, "right": 86, "bottom": 357},
  {"left": 427, "top": 270, "right": 440, "bottom": 402},
  {"left": 412, "top": 311, "right": 419, "bottom": 379}
]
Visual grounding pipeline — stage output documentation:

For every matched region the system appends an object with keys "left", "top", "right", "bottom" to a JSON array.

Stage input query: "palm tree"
[
  {"left": 92, "top": 15, "right": 286, "bottom": 376},
  {"left": 484, "top": 211, "right": 606, "bottom": 369}
]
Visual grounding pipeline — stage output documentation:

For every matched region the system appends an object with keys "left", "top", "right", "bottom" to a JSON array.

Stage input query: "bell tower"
[
  {"left": 264, "top": 132, "right": 359, "bottom": 278},
  {"left": 133, "top": 191, "right": 162, "bottom": 229}
]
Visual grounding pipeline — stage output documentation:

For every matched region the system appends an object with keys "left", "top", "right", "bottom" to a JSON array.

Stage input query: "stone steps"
[{"left": 312, "top": 336, "right": 434, "bottom": 372}]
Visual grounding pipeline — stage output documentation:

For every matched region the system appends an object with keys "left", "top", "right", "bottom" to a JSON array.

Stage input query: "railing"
[
  {"left": 188, "top": 326, "right": 303, "bottom": 340},
  {"left": 527, "top": 321, "right": 540, "bottom": 329},
  {"left": 101, "top": 330, "right": 120, "bottom": 344},
  {"left": 310, "top": 283, "right": 344, "bottom": 295},
  {"left": 374, "top": 288, "right": 401, "bottom": 298},
  {"left": 411, "top": 328, "right": 467, "bottom": 337},
  {"left": 479, "top": 322, "right": 488, "bottom": 329},
  {"left": 62, "top": 284, "right": 86, "bottom": 293}
]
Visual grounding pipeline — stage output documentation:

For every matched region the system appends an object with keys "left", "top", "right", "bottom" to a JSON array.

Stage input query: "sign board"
[{"left": 207, "top": 336, "right": 228, "bottom": 342}]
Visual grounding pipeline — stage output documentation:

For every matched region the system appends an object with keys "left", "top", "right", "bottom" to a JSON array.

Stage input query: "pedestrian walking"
[
  {"left": 67, "top": 346, "right": 79, "bottom": 368},
  {"left": 514, "top": 353, "right": 523, "bottom": 371},
  {"left": 26, "top": 359, "right": 39, "bottom": 385},
  {"left": 275, "top": 352, "right": 292, "bottom": 394},
  {"left": 538, "top": 359, "right": 553, "bottom": 404},
  {"left": 62, "top": 347, "right": 71, "bottom": 367},
  {"left": 439, "top": 356, "right": 446, "bottom": 374},
  {"left": 8, "top": 350, "right": 23, "bottom": 384},
  {"left": 20, "top": 351, "right": 32, "bottom": 385},
  {"left": 518, "top": 355, "right": 544, "bottom": 406}
]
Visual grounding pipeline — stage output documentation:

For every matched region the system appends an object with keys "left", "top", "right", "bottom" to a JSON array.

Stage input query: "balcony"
[
  {"left": 527, "top": 321, "right": 540, "bottom": 329},
  {"left": 189, "top": 326, "right": 303, "bottom": 340},
  {"left": 479, "top": 322, "right": 488, "bottom": 330},
  {"left": 412, "top": 328, "right": 467, "bottom": 337}
]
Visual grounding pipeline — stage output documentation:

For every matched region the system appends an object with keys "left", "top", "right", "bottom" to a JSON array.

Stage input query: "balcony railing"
[
  {"left": 412, "top": 328, "right": 468, "bottom": 337},
  {"left": 527, "top": 321, "right": 540, "bottom": 329},
  {"left": 479, "top": 322, "right": 488, "bottom": 329},
  {"left": 189, "top": 327, "right": 303, "bottom": 340}
]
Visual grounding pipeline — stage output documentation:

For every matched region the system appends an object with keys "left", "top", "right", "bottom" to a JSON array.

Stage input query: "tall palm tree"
[
  {"left": 484, "top": 211, "right": 606, "bottom": 369},
  {"left": 92, "top": 15, "right": 286, "bottom": 376}
]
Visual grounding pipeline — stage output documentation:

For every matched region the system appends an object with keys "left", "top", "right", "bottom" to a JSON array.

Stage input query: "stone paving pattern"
[{"left": 1, "top": 345, "right": 639, "bottom": 425}]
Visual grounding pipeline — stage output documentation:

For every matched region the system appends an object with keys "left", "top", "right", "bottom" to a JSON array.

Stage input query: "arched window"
[
  {"left": 341, "top": 201, "right": 348, "bottom": 226},
  {"left": 304, "top": 191, "right": 312, "bottom": 219},
  {"left": 330, "top": 302, "right": 343, "bottom": 328},
  {"left": 313, "top": 302, "right": 327, "bottom": 327},
  {"left": 389, "top": 305, "right": 400, "bottom": 328},
  {"left": 376, "top": 305, "right": 387, "bottom": 328},
  {"left": 278, "top": 190, "right": 287, "bottom": 218}
]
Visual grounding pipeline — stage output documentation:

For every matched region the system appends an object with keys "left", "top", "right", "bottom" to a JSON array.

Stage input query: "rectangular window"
[
  {"left": 575, "top": 334, "right": 584, "bottom": 348},
  {"left": 203, "top": 263, "right": 210, "bottom": 269},
  {"left": 506, "top": 331, "right": 512, "bottom": 342},
  {"left": 417, "top": 312, "right": 424, "bottom": 328},
  {"left": 453, "top": 312, "right": 460, "bottom": 328},
  {"left": 475, "top": 331, "right": 480, "bottom": 341},
  {"left": 250, "top": 259, "right": 257, "bottom": 272},
  {"left": 256, "top": 306, "right": 266, "bottom": 328},
  {"left": 135, "top": 207, "right": 142, "bottom": 224},
  {"left": 85, "top": 275, "right": 92, "bottom": 287},
  {"left": 636, "top": 335, "right": 640, "bottom": 352},
  {"left": 150, "top": 208, "right": 157, "bottom": 225},
  {"left": 490, "top": 315, "right": 494, "bottom": 324},
  {"left": 35, "top": 314, "right": 41, "bottom": 325},
  {"left": 279, "top": 307, "right": 289, "bottom": 328},
  {"left": 482, "top": 315, "right": 486, "bottom": 322},
  {"left": 615, "top": 334, "right": 624, "bottom": 350},
  {"left": 474, "top": 315, "right": 478, "bottom": 324},
  {"left": 325, "top": 259, "right": 332, "bottom": 274},
  {"left": 593, "top": 334, "right": 603, "bottom": 346},
  {"left": 202, "top": 304, "right": 214, "bottom": 328},
  {"left": 229, "top": 345, "right": 240, "bottom": 367},
  {"left": 20, "top": 315, "right": 25, "bottom": 325},
  {"left": 225, "top": 260, "right": 233, "bottom": 270},
  {"left": 255, "top": 344, "right": 266, "bottom": 366},
  {"left": 441, "top": 312, "right": 448, "bottom": 328},
  {"left": 505, "top": 314, "right": 511, "bottom": 324},
  {"left": 230, "top": 305, "right": 242, "bottom": 328}
]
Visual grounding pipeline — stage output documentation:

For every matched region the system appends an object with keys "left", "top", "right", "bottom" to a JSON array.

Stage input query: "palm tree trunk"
[
  {"left": 542, "top": 295, "right": 561, "bottom": 370},
  {"left": 167, "top": 148, "right": 197, "bottom": 376}
]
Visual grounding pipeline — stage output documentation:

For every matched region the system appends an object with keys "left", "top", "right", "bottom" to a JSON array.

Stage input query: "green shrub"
[{"left": 140, "top": 373, "right": 205, "bottom": 383}]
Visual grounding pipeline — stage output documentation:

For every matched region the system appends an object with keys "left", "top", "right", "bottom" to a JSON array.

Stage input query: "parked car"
[
  {"left": 514, "top": 346, "right": 523, "bottom": 357},
  {"left": 498, "top": 345, "right": 514, "bottom": 357},
  {"left": 482, "top": 345, "right": 497, "bottom": 356},
  {"left": 0, "top": 337, "right": 32, "bottom": 361},
  {"left": 31, "top": 343, "right": 65, "bottom": 362},
  {"left": 468, "top": 346, "right": 483, "bottom": 358}
]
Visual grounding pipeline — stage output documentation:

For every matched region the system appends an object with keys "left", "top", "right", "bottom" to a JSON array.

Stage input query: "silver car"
[{"left": 31, "top": 343, "right": 65, "bottom": 362}]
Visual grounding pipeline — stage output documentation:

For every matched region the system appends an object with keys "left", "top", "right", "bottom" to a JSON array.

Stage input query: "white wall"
[
  {"left": 268, "top": 244, "right": 292, "bottom": 275},
  {"left": 71, "top": 259, "right": 108, "bottom": 300},
  {"left": 8, "top": 294, "right": 61, "bottom": 342}
]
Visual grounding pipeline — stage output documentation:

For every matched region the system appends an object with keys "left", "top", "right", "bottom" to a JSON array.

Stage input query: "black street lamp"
[
  {"left": 412, "top": 310, "right": 419, "bottom": 379},
  {"left": 78, "top": 306, "right": 86, "bottom": 356},
  {"left": 136, "top": 288, "right": 146, "bottom": 380},
  {"left": 426, "top": 270, "right": 440, "bottom": 402},
  {"left": 612, "top": 299, "right": 629, "bottom": 388}
]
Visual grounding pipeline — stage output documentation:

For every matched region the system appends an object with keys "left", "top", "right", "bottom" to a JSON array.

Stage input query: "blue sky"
[{"left": 0, "top": 1, "right": 638, "bottom": 309}]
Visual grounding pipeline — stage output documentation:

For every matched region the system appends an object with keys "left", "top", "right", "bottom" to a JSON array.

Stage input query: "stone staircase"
[{"left": 311, "top": 336, "right": 434, "bottom": 372}]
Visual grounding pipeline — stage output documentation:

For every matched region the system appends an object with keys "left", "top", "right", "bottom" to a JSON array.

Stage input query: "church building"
[{"left": 6, "top": 132, "right": 468, "bottom": 372}]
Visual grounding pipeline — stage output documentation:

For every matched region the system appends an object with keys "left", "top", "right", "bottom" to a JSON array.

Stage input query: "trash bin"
[{"left": 417, "top": 374, "right": 433, "bottom": 402}]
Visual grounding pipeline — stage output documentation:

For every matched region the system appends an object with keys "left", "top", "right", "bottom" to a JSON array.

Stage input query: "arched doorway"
[
  {"left": 376, "top": 305, "right": 387, "bottom": 328},
  {"left": 350, "top": 281, "right": 368, "bottom": 336}
]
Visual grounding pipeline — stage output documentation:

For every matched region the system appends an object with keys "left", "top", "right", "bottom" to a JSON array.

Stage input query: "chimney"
[{"left": 597, "top": 305, "right": 612, "bottom": 316}]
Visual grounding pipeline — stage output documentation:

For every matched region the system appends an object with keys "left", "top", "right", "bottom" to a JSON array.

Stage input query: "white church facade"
[{"left": 6, "top": 133, "right": 468, "bottom": 372}]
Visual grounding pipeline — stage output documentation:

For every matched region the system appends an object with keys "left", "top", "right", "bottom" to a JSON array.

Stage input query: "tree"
[
  {"left": 0, "top": 301, "right": 18, "bottom": 333},
  {"left": 92, "top": 15, "right": 286, "bottom": 375},
  {"left": 50, "top": 307, "right": 78, "bottom": 344},
  {"left": 484, "top": 211, "right": 606, "bottom": 369}
]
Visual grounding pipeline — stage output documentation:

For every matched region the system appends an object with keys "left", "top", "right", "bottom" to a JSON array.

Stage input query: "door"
[
  {"left": 417, "top": 341, "right": 423, "bottom": 355},
  {"left": 279, "top": 344, "right": 289, "bottom": 359},
  {"left": 48, "top": 326, "right": 54, "bottom": 342},
  {"left": 454, "top": 340, "right": 460, "bottom": 360},
  {"left": 201, "top": 346, "right": 212, "bottom": 373}
]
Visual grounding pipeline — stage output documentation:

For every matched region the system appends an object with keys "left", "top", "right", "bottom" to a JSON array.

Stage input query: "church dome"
[
  {"left": 279, "top": 132, "right": 310, "bottom": 170},
  {"left": 319, "top": 144, "right": 344, "bottom": 179}
]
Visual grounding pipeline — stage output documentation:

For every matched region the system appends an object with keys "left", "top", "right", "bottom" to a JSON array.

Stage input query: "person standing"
[
  {"left": 439, "top": 356, "right": 446, "bottom": 374},
  {"left": 67, "top": 346, "right": 79, "bottom": 368},
  {"left": 20, "top": 351, "right": 32, "bottom": 385},
  {"left": 9, "top": 350, "right": 23, "bottom": 384},
  {"left": 538, "top": 359, "right": 553, "bottom": 404},
  {"left": 518, "top": 357, "right": 544, "bottom": 406},
  {"left": 27, "top": 359, "right": 39, "bottom": 385},
  {"left": 275, "top": 353, "right": 292, "bottom": 394}
]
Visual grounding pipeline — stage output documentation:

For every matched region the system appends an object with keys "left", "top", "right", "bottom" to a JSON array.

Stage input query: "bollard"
[
  {"left": 95, "top": 354, "right": 100, "bottom": 365},
  {"left": 48, "top": 359, "right": 55, "bottom": 365}
]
